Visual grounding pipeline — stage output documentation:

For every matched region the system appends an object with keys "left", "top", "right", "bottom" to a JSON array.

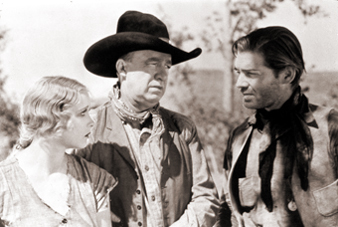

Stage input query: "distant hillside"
[
  {"left": 162, "top": 69, "right": 225, "bottom": 112},
  {"left": 163, "top": 69, "right": 338, "bottom": 112},
  {"left": 301, "top": 71, "right": 338, "bottom": 107}
]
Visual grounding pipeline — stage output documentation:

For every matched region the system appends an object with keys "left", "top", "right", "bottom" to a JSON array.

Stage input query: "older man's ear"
[{"left": 115, "top": 59, "right": 127, "bottom": 80}]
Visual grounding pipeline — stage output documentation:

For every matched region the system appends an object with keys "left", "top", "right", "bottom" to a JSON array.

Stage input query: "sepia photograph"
[{"left": 0, "top": 0, "right": 338, "bottom": 226}]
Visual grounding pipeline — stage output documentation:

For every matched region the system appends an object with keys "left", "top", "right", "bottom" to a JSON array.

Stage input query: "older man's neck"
[{"left": 121, "top": 97, "right": 156, "bottom": 113}]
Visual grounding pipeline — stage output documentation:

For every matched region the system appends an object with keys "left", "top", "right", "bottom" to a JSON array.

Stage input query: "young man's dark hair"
[{"left": 233, "top": 26, "right": 305, "bottom": 86}]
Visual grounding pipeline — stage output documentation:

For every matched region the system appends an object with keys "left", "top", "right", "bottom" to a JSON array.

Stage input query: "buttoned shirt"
[{"left": 124, "top": 121, "right": 164, "bottom": 227}]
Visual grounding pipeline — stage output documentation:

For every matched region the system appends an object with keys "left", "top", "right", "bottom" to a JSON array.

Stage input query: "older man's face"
[{"left": 120, "top": 50, "right": 172, "bottom": 111}]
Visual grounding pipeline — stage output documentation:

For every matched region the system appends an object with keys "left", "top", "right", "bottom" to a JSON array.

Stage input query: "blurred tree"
[
  {"left": 0, "top": 28, "right": 20, "bottom": 161},
  {"left": 200, "top": 0, "right": 327, "bottom": 113},
  {"left": 157, "top": 7, "right": 244, "bottom": 195}
]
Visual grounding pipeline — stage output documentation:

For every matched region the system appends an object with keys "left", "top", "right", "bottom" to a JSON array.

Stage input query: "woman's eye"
[{"left": 80, "top": 109, "right": 87, "bottom": 116}]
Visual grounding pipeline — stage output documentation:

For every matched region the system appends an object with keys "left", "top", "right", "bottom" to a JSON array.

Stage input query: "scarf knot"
[{"left": 109, "top": 83, "right": 165, "bottom": 135}]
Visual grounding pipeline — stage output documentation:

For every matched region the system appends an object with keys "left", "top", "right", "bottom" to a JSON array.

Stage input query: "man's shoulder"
[
  {"left": 94, "top": 100, "right": 113, "bottom": 114},
  {"left": 309, "top": 103, "right": 336, "bottom": 113},
  {"left": 67, "top": 154, "right": 116, "bottom": 187},
  {"left": 159, "top": 107, "right": 196, "bottom": 131},
  {"left": 68, "top": 153, "right": 105, "bottom": 173},
  {"left": 308, "top": 103, "right": 338, "bottom": 122},
  {"left": 231, "top": 117, "right": 251, "bottom": 136},
  {"left": 92, "top": 101, "right": 119, "bottom": 127}
]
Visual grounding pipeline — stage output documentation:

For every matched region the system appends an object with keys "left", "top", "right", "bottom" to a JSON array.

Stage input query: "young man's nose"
[{"left": 235, "top": 73, "right": 249, "bottom": 89}]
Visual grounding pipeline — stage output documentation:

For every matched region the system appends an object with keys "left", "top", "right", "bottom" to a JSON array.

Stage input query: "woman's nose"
[{"left": 87, "top": 114, "right": 94, "bottom": 128}]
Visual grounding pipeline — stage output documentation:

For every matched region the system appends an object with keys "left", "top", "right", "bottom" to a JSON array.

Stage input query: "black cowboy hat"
[{"left": 83, "top": 10, "right": 202, "bottom": 77}]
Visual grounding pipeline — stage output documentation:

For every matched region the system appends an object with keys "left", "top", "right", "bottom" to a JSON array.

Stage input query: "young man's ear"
[
  {"left": 116, "top": 59, "right": 127, "bottom": 80},
  {"left": 280, "top": 67, "right": 296, "bottom": 84}
]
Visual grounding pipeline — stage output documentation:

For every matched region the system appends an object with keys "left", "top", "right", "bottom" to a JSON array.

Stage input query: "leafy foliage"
[
  {"left": 0, "top": 29, "right": 20, "bottom": 160},
  {"left": 202, "top": 0, "right": 326, "bottom": 54}
]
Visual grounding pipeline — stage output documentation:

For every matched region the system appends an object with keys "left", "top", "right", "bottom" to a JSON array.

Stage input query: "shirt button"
[
  {"left": 136, "top": 189, "right": 141, "bottom": 194},
  {"left": 61, "top": 218, "right": 68, "bottom": 224},
  {"left": 137, "top": 205, "right": 142, "bottom": 210},
  {"left": 138, "top": 222, "right": 142, "bottom": 226},
  {"left": 151, "top": 196, "right": 155, "bottom": 201},
  {"left": 145, "top": 165, "right": 149, "bottom": 171}
]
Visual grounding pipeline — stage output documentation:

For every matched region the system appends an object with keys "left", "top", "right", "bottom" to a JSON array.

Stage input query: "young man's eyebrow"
[
  {"left": 235, "top": 68, "right": 260, "bottom": 73},
  {"left": 243, "top": 69, "right": 260, "bottom": 72}
]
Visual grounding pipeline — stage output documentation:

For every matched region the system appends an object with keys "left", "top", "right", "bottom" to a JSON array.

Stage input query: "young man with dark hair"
[{"left": 220, "top": 26, "right": 338, "bottom": 226}]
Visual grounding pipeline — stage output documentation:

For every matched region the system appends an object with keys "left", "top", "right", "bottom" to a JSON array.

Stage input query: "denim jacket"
[{"left": 75, "top": 102, "right": 220, "bottom": 227}]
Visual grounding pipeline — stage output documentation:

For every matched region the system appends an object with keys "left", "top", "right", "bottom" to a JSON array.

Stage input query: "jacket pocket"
[
  {"left": 238, "top": 176, "right": 260, "bottom": 208},
  {"left": 312, "top": 179, "right": 338, "bottom": 217}
]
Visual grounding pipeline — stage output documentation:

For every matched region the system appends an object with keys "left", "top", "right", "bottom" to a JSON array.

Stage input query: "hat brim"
[{"left": 83, "top": 32, "right": 202, "bottom": 77}]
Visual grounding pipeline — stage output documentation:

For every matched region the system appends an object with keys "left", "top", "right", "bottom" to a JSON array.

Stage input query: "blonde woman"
[{"left": 0, "top": 76, "right": 117, "bottom": 227}]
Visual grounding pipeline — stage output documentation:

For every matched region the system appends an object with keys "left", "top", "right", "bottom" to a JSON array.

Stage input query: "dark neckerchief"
[{"left": 251, "top": 86, "right": 313, "bottom": 212}]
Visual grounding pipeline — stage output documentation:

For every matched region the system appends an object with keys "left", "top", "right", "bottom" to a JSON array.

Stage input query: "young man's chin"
[{"left": 243, "top": 102, "right": 259, "bottom": 110}]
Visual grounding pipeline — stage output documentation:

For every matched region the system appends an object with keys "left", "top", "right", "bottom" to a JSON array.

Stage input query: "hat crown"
[
  {"left": 84, "top": 11, "right": 201, "bottom": 77},
  {"left": 116, "top": 11, "right": 170, "bottom": 39}
]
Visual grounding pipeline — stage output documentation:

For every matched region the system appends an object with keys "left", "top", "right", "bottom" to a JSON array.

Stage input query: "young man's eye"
[{"left": 246, "top": 72, "right": 258, "bottom": 77}]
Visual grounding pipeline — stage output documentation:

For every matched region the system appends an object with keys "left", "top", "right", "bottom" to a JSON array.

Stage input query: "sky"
[{"left": 0, "top": 0, "right": 337, "bottom": 102}]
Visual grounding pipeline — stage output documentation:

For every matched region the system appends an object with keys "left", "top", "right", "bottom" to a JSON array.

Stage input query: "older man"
[
  {"left": 75, "top": 11, "right": 219, "bottom": 227},
  {"left": 219, "top": 26, "right": 338, "bottom": 226}
]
